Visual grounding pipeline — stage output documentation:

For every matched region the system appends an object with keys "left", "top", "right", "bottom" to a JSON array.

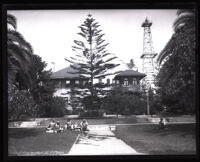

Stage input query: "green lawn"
[
  {"left": 115, "top": 123, "right": 196, "bottom": 155},
  {"left": 8, "top": 121, "right": 196, "bottom": 156},
  {"left": 8, "top": 128, "right": 79, "bottom": 156}
]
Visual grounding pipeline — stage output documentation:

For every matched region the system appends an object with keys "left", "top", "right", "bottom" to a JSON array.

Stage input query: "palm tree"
[
  {"left": 7, "top": 14, "right": 33, "bottom": 89},
  {"left": 157, "top": 9, "right": 195, "bottom": 65},
  {"left": 173, "top": 9, "right": 195, "bottom": 32},
  {"left": 155, "top": 9, "right": 196, "bottom": 114}
]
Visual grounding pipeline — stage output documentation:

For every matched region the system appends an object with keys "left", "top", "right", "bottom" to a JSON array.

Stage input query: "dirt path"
[{"left": 68, "top": 125, "right": 143, "bottom": 155}]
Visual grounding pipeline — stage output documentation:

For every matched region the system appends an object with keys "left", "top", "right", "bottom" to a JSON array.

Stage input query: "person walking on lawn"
[
  {"left": 80, "top": 119, "right": 89, "bottom": 137},
  {"left": 159, "top": 117, "right": 166, "bottom": 130}
]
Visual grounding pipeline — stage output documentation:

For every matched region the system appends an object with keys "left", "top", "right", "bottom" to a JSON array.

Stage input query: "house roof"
[
  {"left": 51, "top": 65, "right": 146, "bottom": 80},
  {"left": 51, "top": 64, "right": 86, "bottom": 79},
  {"left": 114, "top": 70, "right": 146, "bottom": 79}
]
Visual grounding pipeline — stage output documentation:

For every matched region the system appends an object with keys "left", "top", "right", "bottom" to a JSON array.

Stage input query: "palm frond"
[
  {"left": 157, "top": 34, "right": 176, "bottom": 65},
  {"left": 8, "top": 30, "right": 33, "bottom": 53},
  {"left": 7, "top": 14, "right": 17, "bottom": 30},
  {"left": 173, "top": 10, "right": 195, "bottom": 32},
  {"left": 8, "top": 43, "right": 31, "bottom": 63}
]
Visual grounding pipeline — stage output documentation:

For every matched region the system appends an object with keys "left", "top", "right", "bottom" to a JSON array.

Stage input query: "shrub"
[
  {"left": 38, "top": 97, "right": 66, "bottom": 117},
  {"left": 103, "top": 93, "right": 146, "bottom": 115},
  {"left": 82, "top": 96, "right": 101, "bottom": 110},
  {"left": 8, "top": 86, "right": 38, "bottom": 121},
  {"left": 79, "top": 110, "right": 103, "bottom": 118}
]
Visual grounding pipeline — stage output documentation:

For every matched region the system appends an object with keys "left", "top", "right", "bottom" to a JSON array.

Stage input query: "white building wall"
[{"left": 53, "top": 88, "right": 71, "bottom": 98}]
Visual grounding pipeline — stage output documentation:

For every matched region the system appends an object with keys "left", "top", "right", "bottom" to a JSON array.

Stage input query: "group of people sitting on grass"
[
  {"left": 45, "top": 119, "right": 89, "bottom": 133},
  {"left": 45, "top": 117, "right": 167, "bottom": 133}
]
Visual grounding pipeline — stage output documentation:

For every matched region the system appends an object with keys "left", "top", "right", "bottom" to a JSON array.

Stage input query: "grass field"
[
  {"left": 115, "top": 123, "right": 196, "bottom": 155},
  {"left": 8, "top": 123, "right": 196, "bottom": 156},
  {"left": 8, "top": 128, "right": 79, "bottom": 156}
]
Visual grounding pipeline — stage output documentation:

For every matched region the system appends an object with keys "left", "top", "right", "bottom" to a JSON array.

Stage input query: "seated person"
[
  {"left": 54, "top": 121, "right": 64, "bottom": 133},
  {"left": 65, "top": 119, "right": 73, "bottom": 130},
  {"left": 73, "top": 122, "right": 81, "bottom": 131},
  {"left": 46, "top": 120, "right": 56, "bottom": 131}
]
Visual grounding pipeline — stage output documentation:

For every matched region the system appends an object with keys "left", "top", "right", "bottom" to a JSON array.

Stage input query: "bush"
[
  {"left": 8, "top": 86, "right": 38, "bottom": 121},
  {"left": 79, "top": 110, "right": 102, "bottom": 118},
  {"left": 38, "top": 97, "right": 66, "bottom": 117},
  {"left": 103, "top": 93, "right": 146, "bottom": 115},
  {"left": 83, "top": 96, "right": 101, "bottom": 110},
  {"left": 72, "top": 107, "right": 84, "bottom": 115}
]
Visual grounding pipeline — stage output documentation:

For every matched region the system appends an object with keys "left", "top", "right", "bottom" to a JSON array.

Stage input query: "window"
[
  {"left": 66, "top": 80, "right": 70, "bottom": 84},
  {"left": 39, "top": 81, "right": 43, "bottom": 86},
  {"left": 124, "top": 78, "right": 128, "bottom": 86},
  {"left": 57, "top": 81, "right": 61, "bottom": 88},
  {"left": 99, "top": 78, "right": 103, "bottom": 84},
  {"left": 63, "top": 97, "right": 68, "bottom": 106},
  {"left": 83, "top": 80, "right": 87, "bottom": 85},
  {"left": 63, "top": 97, "right": 68, "bottom": 102},
  {"left": 116, "top": 80, "right": 120, "bottom": 84},
  {"left": 133, "top": 78, "right": 137, "bottom": 85},
  {"left": 61, "top": 80, "right": 66, "bottom": 87},
  {"left": 75, "top": 80, "right": 79, "bottom": 84},
  {"left": 107, "top": 79, "right": 110, "bottom": 85},
  {"left": 112, "top": 79, "right": 115, "bottom": 84}
]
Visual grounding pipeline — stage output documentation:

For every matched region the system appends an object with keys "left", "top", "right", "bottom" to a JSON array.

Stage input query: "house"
[
  {"left": 113, "top": 69, "right": 146, "bottom": 92},
  {"left": 50, "top": 65, "right": 89, "bottom": 111},
  {"left": 50, "top": 64, "right": 146, "bottom": 111}
]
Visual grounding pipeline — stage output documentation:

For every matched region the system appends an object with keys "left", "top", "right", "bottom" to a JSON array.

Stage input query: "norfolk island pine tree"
[{"left": 65, "top": 14, "right": 120, "bottom": 110}]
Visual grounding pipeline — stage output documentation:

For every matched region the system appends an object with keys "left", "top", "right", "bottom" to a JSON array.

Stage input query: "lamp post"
[{"left": 146, "top": 88, "right": 150, "bottom": 116}]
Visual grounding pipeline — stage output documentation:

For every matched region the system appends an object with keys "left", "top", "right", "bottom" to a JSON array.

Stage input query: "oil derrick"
[{"left": 141, "top": 18, "right": 157, "bottom": 88}]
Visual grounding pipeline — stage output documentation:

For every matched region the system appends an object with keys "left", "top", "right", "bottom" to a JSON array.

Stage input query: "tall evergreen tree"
[{"left": 65, "top": 14, "right": 120, "bottom": 109}]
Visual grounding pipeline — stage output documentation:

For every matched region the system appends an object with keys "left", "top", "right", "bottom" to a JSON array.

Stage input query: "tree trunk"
[{"left": 90, "top": 35, "right": 94, "bottom": 109}]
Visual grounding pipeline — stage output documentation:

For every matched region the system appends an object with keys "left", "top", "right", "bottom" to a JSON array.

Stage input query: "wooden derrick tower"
[{"left": 141, "top": 18, "right": 157, "bottom": 88}]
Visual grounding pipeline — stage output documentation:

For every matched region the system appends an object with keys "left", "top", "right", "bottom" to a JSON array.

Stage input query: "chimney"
[{"left": 51, "top": 62, "right": 55, "bottom": 72}]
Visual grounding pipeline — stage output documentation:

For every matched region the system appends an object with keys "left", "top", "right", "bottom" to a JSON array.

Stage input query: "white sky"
[{"left": 8, "top": 9, "right": 178, "bottom": 72}]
